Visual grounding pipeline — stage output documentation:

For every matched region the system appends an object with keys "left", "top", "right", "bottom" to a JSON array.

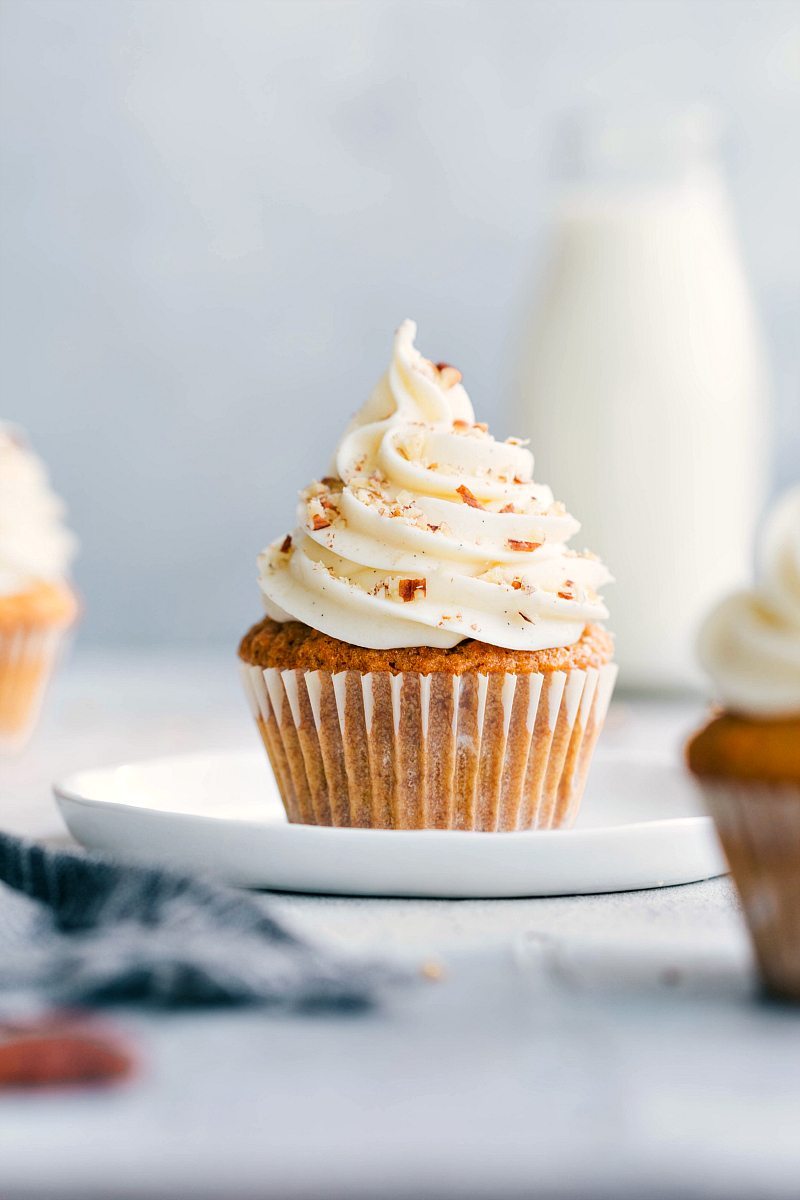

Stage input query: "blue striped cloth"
[{"left": 0, "top": 833, "right": 399, "bottom": 1009}]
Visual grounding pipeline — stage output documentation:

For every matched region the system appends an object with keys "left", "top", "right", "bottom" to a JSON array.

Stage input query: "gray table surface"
[{"left": 1, "top": 650, "right": 798, "bottom": 1200}]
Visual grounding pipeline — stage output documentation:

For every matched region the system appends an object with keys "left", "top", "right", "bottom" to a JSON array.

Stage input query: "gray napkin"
[{"left": 0, "top": 832, "right": 400, "bottom": 1010}]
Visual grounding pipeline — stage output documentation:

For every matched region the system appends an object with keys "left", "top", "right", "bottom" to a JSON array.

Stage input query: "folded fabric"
[{"left": 0, "top": 832, "right": 401, "bottom": 1010}]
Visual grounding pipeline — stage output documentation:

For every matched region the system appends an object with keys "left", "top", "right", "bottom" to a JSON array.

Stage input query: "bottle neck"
[{"left": 554, "top": 106, "right": 724, "bottom": 197}]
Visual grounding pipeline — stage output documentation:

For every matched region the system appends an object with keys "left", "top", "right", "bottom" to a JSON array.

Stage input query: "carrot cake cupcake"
[
  {"left": 687, "top": 486, "right": 800, "bottom": 999},
  {"left": 0, "top": 424, "right": 78, "bottom": 751},
  {"left": 239, "top": 320, "right": 615, "bottom": 830}
]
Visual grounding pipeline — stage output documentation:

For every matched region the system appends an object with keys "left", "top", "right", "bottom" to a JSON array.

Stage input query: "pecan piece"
[
  {"left": 0, "top": 1028, "right": 133, "bottom": 1088},
  {"left": 399, "top": 578, "right": 426, "bottom": 602},
  {"left": 436, "top": 363, "right": 462, "bottom": 389},
  {"left": 456, "top": 484, "right": 484, "bottom": 509}
]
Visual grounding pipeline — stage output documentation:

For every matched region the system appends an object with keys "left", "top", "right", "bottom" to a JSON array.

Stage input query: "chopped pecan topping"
[
  {"left": 436, "top": 363, "right": 462, "bottom": 389},
  {"left": 456, "top": 484, "right": 484, "bottom": 509},
  {"left": 500, "top": 503, "right": 516, "bottom": 514},
  {"left": 399, "top": 577, "right": 426, "bottom": 602},
  {"left": 558, "top": 581, "right": 576, "bottom": 600},
  {"left": 279, "top": 534, "right": 292, "bottom": 554},
  {"left": 427, "top": 462, "right": 439, "bottom": 471},
  {"left": 311, "top": 514, "right": 331, "bottom": 531},
  {"left": 320, "top": 476, "right": 342, "bottom": 489},
  {"left": 507, "top": 539, "right": 541, "bottom": 552},
  {"left": 473, "top": 422, "right": 488, "bottom": 433},
  {"left": 427, "top": 523, "right": 440, "bottom": 532},
  {"left": 519, "top": 611, "right": 533, "bottom": 623},
  {"left": 452, "top": 419, "right": 470, "bottom": 430},
  {"left": 510, "top": 579, "right": 523, "bottom": 590},
  {"left": 513, "top": 475, "right": 524, "bottom": 485}
]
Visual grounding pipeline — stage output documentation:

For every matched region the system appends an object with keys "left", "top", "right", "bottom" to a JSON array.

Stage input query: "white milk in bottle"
[{"left": 517, "top": 110, "right": 768, "bottom": 690}]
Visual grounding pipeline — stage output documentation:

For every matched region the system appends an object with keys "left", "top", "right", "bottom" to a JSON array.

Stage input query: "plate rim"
[{"left": 53, "top": 747, "right": 715, "bottom": 841}]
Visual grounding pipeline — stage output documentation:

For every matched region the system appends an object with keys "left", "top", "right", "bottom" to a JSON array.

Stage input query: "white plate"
[{"left": 53, "top": 750, "right": 726, "bottom": 898}]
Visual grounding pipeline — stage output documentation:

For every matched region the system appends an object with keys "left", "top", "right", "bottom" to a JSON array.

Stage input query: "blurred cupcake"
[
  {"left": 0, "top": 425, "right": 78, "bottom": 751},
  {"left": 687, "top": 486, "right": 800, "bottom": 1000},
  {"left": 240, "top": 320, "right": 615, "bottom": 830}
]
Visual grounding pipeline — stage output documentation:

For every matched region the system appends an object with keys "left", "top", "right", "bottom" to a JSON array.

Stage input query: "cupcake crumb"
[{"left": 420, "top": 959, "right": 446, "bottom": 982}]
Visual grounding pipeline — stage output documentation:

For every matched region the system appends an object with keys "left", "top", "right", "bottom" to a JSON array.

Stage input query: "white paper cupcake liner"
[
  {"left": 241, "top": 662, "right": 617, "bottom": 831},
  {"left": 700, "top": 780, "right": 800, "bottom": 1002},
  {"left": 0, "top": 624, "right": 69, "bottom": 754}
]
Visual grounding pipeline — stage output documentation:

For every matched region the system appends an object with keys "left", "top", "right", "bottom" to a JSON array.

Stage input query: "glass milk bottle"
[{"left": 517, "top": 109, "right": 768, "bottom": 691}]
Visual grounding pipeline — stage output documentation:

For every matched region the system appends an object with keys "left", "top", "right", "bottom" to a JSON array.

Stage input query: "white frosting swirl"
[
  {"left": 698, "top": 486, "right": 800, "bottom": 716},
  {"left": 0, "top": 424, "right": 77, "bottom": 595},
  {"left": 259, "top": 320, "right": 611, "bottom": 650}
]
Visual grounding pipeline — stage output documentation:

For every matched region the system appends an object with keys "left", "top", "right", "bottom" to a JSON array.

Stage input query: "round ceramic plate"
[{"left": 53, "top": 750, "right": 726, "bottom": 897}]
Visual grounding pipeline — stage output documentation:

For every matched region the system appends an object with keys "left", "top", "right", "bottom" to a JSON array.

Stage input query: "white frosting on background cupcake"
[
  {"left": 259, "top": 320, "right": 611, "bottom": 651},
  {"left": 698, "top": 486, "right": 800, "bottom": 716},
  {"left": 0, "top": 424, "right": 77, "bottom": 595}
]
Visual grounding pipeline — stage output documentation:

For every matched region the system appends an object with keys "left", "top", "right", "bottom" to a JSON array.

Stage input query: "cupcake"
[
  {"left": 687, "top": 486, "right": 800, "bottom": 999},
  {"left": 0, "top": 425, "right": 78, "bottom": 751},
  {"left": 239, "top": 321, "right": 615, "bottom": 830}
]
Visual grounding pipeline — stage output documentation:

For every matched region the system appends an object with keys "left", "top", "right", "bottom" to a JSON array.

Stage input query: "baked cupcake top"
[
  {"left": 698, "top": 486, "right": 800, "bottom": 718},
  {"left": 0, "top": 424, "right": 77, "bottom": 596},
  {"left": 240, "top": 616, "right": 614, "bottom": 676},
  {"left": 258, "top": 320, "right": 611, "bottom": 652}
]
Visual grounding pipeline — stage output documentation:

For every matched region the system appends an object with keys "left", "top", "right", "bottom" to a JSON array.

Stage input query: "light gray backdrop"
[{"left": 1, "top": 0, "right": 798, "bottom": 647}]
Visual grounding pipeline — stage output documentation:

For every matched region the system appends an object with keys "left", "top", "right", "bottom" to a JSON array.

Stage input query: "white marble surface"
[{"left": 1, "top": 650, "right": 799, "bottom": 1200}]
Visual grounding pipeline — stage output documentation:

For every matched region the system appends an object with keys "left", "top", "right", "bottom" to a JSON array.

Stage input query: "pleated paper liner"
[
  {"left": 702, "top": 781, "right": 800, "bottom": 1002},
  {"left": 241, "top": 662, "right": 617, "bottom": 831},
  {"left": 0, "top": 624, "right": 68, "bottom": 753}
]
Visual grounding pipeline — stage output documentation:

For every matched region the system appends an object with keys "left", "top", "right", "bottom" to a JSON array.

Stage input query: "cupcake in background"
[
  {"left": 0, "top": 424, "right": 78, "bottom": 751},
  {"left": 240, "top": 320, "right": 615, "bottom": 831},
  {"left": 687, "top": 486, "right": 800, "bottom": 1000}
]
